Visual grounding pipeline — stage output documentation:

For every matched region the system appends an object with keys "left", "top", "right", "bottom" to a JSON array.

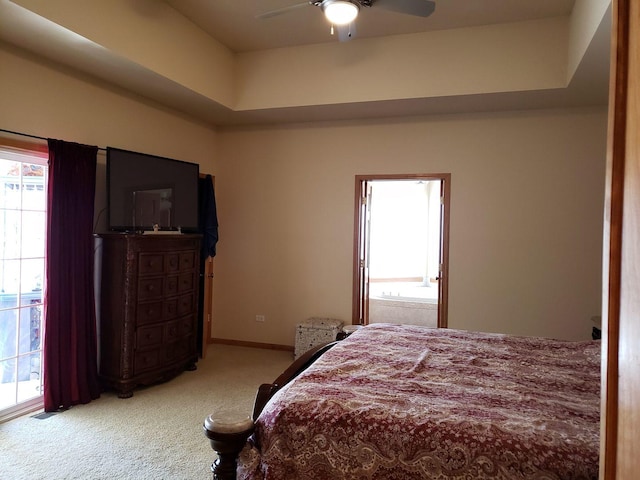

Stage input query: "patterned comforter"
[{"left": 239, "top": 324, "right": 600, "bottom": 479}]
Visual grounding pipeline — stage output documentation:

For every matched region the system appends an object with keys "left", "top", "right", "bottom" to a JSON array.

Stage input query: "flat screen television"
[{"left": 107, "top": 147, "right": 199, "bottom": 233}]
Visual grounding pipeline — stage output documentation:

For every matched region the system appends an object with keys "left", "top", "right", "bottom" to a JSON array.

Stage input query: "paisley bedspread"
[{"left": 239, "top": 324, "right": 600, "bottom": 479}]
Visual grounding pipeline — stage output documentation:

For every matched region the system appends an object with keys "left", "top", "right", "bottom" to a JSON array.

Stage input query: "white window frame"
[{"left": 0, "top": 143, "right": 48, "bottom": 422}]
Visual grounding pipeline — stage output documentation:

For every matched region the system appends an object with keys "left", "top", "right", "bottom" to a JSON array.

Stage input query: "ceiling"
[
  {"left": 0, "top": 0, "right": 610, "bottom": 127},
  {"left": 165, "top": 0, "right": 577, "bottom": 53}
]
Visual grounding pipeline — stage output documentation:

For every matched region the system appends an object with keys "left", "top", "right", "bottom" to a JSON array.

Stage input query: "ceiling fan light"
[{"left": 322, "top": 0, "right": 359, "bottom": 26}]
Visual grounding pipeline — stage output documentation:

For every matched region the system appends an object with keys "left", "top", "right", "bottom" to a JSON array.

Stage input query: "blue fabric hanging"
[{"left": 198, "top": 174, "right": 218, "bottom": 258}]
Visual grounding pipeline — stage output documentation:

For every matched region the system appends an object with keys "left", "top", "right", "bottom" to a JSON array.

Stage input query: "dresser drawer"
[
  {"left": 137, "top": 324, "right": 163, "bottom": 348},
  {"left": 165, "top": 275, "right": 179, "bottom": 296},
  {"left": 177, "top": 293, "right": 194, "bottom": 316},
  {"left": 177, "top": 315, "right": 195, "bottom": 337},
  {"left": 166, "top": 253, "right": 180, "bottom": 273},
  {"left": 164, "top": 337, "right": 192, "bottom": 364},
  {"left": 180, "top": 252, "right": 196, "bottom": 270},
  {"left": 162, "top": 297, "right": 178, "bottom": 320},
  {"left": 178, "top": 272, "right": 195, "bottom": 292},
  {"left": 152, "top": 295, "right": 193, "bottom": 321},
  {"left": 138, "top": 277, "right": 163, "bottom": 300},
  {"left": 134, "top": 348, "right": 162, "bottom": 374},
  {"left": 164, "top": 320, "right": 181, "bottom": 342},
  {"left": 137, "top": 301, "right": 163, "bottom": 325},
  {"left": 138, "top": 253, "right": 164, "bottom": 275},
  {"left": 164, "top": 316, "right": 194, "bottom": 342},
  {"left": 163, "top": 252, "right": 195, "bottom": 273}
]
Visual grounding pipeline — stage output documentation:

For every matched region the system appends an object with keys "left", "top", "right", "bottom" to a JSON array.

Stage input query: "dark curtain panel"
[
  {"left": 43, "top": 139, "right": 101, "bottom": 411},
  {"left": 198, "top": 175, "right": 218, "bottom": 259}
]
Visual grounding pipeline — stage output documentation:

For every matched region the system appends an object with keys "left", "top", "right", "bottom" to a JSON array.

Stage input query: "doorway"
[{"left": 352, "top": 174, "right": 450, "bottom": 328}]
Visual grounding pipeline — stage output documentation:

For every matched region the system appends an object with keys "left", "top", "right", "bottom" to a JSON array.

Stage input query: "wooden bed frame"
[{"left": 203, "top": 342, "right": 338, "bottom": 480}]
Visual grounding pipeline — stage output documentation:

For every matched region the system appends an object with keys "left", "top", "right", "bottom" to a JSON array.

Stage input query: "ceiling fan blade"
[
  {"left": 256, "top": 2, "right": 311, "bottom": 20},
  {"left": 373, "top": 0, "right": 435, "bottom": 17},
  {"left": 336, "top": 22, "right": 357, "bottom": 42}
]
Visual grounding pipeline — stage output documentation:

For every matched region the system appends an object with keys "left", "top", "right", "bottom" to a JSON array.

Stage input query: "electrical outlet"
[{"left": 255, "top": 315, "right": 265, "bottom": 322}]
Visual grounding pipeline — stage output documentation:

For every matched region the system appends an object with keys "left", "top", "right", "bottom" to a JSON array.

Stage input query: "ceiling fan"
[{"left": 257, "top": 0, "right": 436, "bottom": 42}]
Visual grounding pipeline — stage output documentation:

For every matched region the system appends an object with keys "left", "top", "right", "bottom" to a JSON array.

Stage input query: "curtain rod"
[{"left": 0, "top": 128, "right": 107, "bottom": 151}]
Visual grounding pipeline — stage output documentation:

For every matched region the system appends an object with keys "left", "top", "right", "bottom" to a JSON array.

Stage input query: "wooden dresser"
[{"left": 96, "top": 233, "right": 201, "bottom": 398}]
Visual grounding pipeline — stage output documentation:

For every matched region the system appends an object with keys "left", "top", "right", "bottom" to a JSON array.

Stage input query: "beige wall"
[
  {"left": 0, "top": 43, "right": 218, "bottom": 232},
  {"left": 214, "top": 108, "right": 607, "bottom": 345},
  {"left": 6, "top": 1, "right": 599, "bottom": 116},
  {"left": 235, "top": 17, "right": 568, "bottom": 110},
  {"left": 1, "top": 42, "right": 608, "bottom": 348},
  {"left": 10, "top": 0, "right": 236, "bottom": 108}
]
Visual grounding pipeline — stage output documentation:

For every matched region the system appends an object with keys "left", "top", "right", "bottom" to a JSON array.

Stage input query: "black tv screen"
[{"left": 107, "top": 147, "right": 199, "bottom": 232}]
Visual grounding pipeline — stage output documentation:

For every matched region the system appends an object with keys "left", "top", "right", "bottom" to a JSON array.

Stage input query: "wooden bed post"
[
  {"left": 203, "top": 342, "right": 338, "bottom": 480},
  {"left": 203, "top": 414, "right": 254, "bottom": 480}
]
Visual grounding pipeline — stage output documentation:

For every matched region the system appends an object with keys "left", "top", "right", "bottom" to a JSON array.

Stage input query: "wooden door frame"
[
  {"left": 352, "top": 173, "right": 451, "bottom": 328},
  {"left": 601, "top": 0, "right": 639, "bottom": 477}
]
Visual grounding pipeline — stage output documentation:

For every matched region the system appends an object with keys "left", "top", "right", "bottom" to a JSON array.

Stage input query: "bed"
[{"left": 204, "top": 323, "right": 600, "bottom": 480}]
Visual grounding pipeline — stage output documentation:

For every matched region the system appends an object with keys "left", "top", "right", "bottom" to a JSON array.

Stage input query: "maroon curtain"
[{"left": 43, "top": 139, "right": 101, "bottom": 411}]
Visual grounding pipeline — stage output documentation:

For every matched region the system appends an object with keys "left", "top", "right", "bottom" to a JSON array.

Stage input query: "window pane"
[
  {"left": 0, "top": 159, "right": 21, "bottom": 210},
  {"left": 21, "top": 167, "right": 46, "bottom": 211},
  {"left": 17, "top": 354, "right": 41, "bottom": 402},
  {"left": 28, "top": 301, "right": 42, "bottom": 352},
  {"left": 18, "top": 307, "right": 33, "bottom": 356},
  {"left": 22, "top": 211, "right": 46, "bottom": 260},
  {"left": 17, "top": 303, "right": 41, "bottom": 354},
  {"left": 0, "top": 308, "right": 18, "bottom": 358},
  {"left": 0, "top": 356, "right": 17, "bottom": 383},
  {"left": 0, "top": 210, "right": 21, "bottom": 259},
  {"left": 0, "top": 284, "right": 18, "bottom": 310},
  {"left": 0, "top": 358, "right": 17, "bottom": 408},
  {"left": 20, "top": 258, "right": 44, "bottom": 294},
  {"left": 0, "top": 268, "right": 19, "bottom": 305}
]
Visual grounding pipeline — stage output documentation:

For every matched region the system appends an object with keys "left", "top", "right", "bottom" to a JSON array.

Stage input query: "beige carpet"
[{"left": 0, "top": 344, "right": 294, "bottom": 480}]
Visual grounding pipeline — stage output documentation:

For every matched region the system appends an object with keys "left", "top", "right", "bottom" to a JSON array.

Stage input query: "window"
[{"left": 0, "top": 145, "right": 48, "bottom": 422}]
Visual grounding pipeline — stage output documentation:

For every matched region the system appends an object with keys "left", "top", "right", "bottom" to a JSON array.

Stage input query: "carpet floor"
[{"left": 0, "top": 344, "right": 293, "bottom": 480}]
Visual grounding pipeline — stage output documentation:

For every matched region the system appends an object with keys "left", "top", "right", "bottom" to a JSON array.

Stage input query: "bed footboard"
[{"left": 203, "top": 341, "right": 338, "bottom": 480}]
